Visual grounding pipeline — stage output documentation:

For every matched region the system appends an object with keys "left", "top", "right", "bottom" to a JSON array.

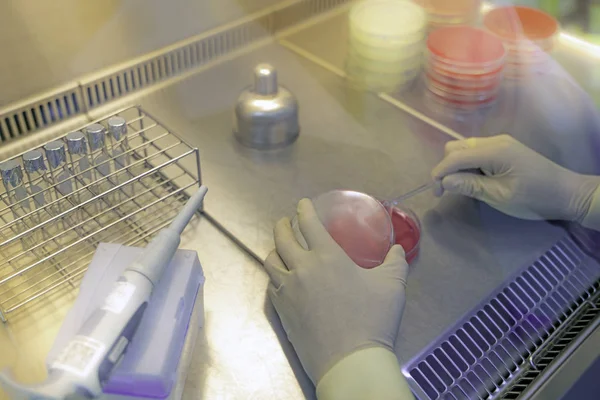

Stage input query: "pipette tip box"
[{"left": 47, "top": 243, "right": 205, "bottom": 400}]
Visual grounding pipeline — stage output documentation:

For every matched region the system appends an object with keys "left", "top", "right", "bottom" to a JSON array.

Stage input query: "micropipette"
[{"left": 0, "top": 185, "right": 208, "bottom": 400}]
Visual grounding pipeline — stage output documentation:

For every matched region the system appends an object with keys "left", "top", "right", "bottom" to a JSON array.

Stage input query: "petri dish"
[
  {"left": 426, "top": 11, "right": 479, "bottom": 30},
  {"left": 428, "top": 60, "right": 504, "bottom": 81},
  {"left": 426, "top": 80, "right": 498, "bottom": 103},
  {"left": 426, "top": 74, "right": 501, "bottom": 96},
  {"left": 426, "top": 68, "right": 503, "bottom": 90},
  {"left": 388, "top": 204, "right": 421, "bottom": 264},
  {"left": 414, "top": 0, "right": 481, "bottom": 18},
  {"left": 483, "top": 6, "right": 559, "bottom": 42},
  {"left": 348, "top": 36, "right": 424, "bottom": 63},
  {"left": 350, "top": 0, "right": 427, "bottom": 40},
  {"left": 346, "top": 61, "right": 421, "bottom": 92},
  {"left": 425, "top": 88, "right": 498, "bottom": 111},
  {"left": 312, "top": 190, "right": 394, "bottom": 269},
  {"left": 427, "top": 16, "right": 477, "bottom": 30},
  {"left": 347, "top": 48, "right": 422, "bottom": 74},
  {"left": 427, "top": 26, "right": 506, "bottom": 68}
]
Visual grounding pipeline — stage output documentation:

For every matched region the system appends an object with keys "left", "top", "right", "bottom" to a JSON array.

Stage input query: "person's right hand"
[{"left": 432, "top": 135, "right": 600, "bottom": 223}]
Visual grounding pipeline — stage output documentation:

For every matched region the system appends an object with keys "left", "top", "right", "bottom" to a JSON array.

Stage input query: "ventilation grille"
[
  {"left": 404, "top": 237, "right": 600, "bottom": 400},
  {"left": 502, "top": 295, "right": 600, "bottom": 399},
  {"left": 0, "top": 86, "right": 83, "bottom": 142},
  {"left": 273, "top": 0, "right": 350, "bottom": 31},
  {"left": 0, "top": 0, "right": 352, "bottom": 144},
  {"left": 80, "top": 14, "right": 275, "bottom": 109}
]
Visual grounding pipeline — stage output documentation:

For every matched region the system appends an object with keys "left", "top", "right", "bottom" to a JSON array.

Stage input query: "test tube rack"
[{"left": 0, "top": 106, "right": 201, "bottom": 322}]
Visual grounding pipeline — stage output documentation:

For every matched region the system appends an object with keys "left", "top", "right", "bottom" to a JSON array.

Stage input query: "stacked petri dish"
[
  {"left": 414, "top": 0, "right": 482, "bottom": 30},
  {"left": 483, "top": 6, "right": 559, "bottom": 79},
  {"left": 424, "top": 26, "right": 507, "bottom": 111},
  {"left": 346, "top": 0, "right": 427, "bottom": 92}
]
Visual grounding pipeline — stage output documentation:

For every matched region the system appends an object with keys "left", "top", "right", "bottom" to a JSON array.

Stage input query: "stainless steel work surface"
[
  {"left": 0, "top": 217, "right": 311, "bottom": 400},
  {"left": 90, "top": 42, "right": 572, "bottom": 364}
]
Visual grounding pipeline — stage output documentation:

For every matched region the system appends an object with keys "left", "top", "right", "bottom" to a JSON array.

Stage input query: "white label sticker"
[
  {"left": 51, "top": 335, "right": 106, "bottom": 377},
  {"left": 102, "top": 281, "right": 136, "bottom": 314}
]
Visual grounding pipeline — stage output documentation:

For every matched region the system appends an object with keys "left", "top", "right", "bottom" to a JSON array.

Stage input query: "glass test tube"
[
  {"left": 44, "top": 141, "right": 75, "bottom": 230},
  {"left": 85, "top": 124, "right": 113, "bottom": 204},
  {"left": 23, "top": 150, "right": 52, "bottom": 240},
  {"left": 107, "top": 116, "right": 133, "bottom": 199},
  {"left": 0, "top": 160, "right": 33, "bottom": 250},
  {"left": 66, "top": 131, "right": 98, "bottom": 217}
]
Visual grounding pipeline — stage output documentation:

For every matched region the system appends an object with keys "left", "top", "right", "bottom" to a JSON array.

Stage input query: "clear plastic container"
[{"left": 308, "top": 190, "right": 395, "bottom": 269}]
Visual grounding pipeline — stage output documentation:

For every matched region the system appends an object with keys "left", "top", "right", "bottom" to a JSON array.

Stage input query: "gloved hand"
[
  {"left": 264, "top": 198, "right": 409, "bottom": 385},
  {"left": 432, "top": 134, "right": 600, "bottom": 223}
]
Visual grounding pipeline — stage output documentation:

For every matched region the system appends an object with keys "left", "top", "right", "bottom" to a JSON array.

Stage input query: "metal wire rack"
[{"left": 0, "top": 106, "right": 201, "bottom": 322}]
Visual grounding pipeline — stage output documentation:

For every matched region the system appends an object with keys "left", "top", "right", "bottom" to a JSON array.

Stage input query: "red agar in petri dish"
[
  {"left": 389, "top": 207, "right": 421, "bottom": 264},
  {"left": 427, "top": 26, "right": 506, "bottom": 67}
]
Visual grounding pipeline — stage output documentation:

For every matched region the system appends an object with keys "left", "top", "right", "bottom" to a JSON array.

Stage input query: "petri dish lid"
[
  {"left": 426, "top": 72, "right": 502, "bottom": 94},
  {"left": 427, "top": 26, "right": 506, "bottom": 67},
  {"left": 427, "top": 14, "right": 476, "bottom": 26},
  {"left": 483, "top": 6, "right": 559, "bottom": 42},
  {"left": 425, "top": 88, "right": 498, "bottom": 110},
  {"left": 312, "top": 190, "right": 394, "bottom": 269},
  {"left": 426, "top": 60, "right": 504, "bottom": 84},
  {"left": 426, "top": 79, "right": 498, "bottom": 103},
  {"left": 347, "top": 49, "right": 422, "bottom": 74},
  {"left": 350, "top": 0, "right": 427, "bottom": 39},
  {"left": 414, "top": 0, "right": 481, "bottom": 17},
  {"left": 504, "top": 40, "right": 554, "bottom": 55},
  {"left": 426, "top": 52, "right": 505, "bottom": 78},
  {"left": 348, "top": 37, "right": 424, "bottom": 64}
]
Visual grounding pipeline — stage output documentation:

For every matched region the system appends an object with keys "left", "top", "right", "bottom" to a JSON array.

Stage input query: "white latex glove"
[
  {"left": 432, "top": 135, "right": 600, "bottom": 228},
  {"left": 264, "top": 199, "right": 410, "bottom": 388}
]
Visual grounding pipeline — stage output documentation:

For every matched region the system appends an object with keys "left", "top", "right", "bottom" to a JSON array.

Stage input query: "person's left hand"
[{"left": 264, "top": 199, "right": 409, "bottom": 385}]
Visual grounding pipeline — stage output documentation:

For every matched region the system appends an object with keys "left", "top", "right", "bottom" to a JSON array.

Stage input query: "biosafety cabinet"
[{"left": 0, "top": 1, "right": 599, "bottom": 399}]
